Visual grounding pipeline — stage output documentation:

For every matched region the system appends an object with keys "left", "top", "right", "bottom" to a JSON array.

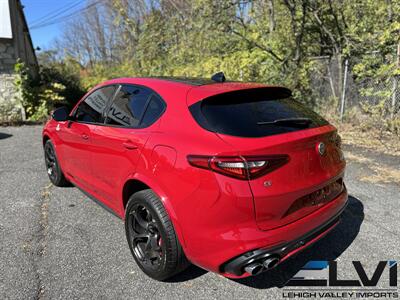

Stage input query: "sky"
[{"left": 22, "top": 0, "right": 86, "bottom": 49}]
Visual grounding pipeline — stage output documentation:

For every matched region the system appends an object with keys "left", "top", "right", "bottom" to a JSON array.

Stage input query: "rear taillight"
[{"left": 187, "top": 155, "right": 289, "bottom": 180}]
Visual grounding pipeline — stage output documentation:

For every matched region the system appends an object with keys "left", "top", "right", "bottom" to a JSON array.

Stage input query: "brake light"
[
  {"left": 187, "top": 155, "right": 289, "bottom": 180},
  {"left": 211, "top": 157, "right": 247, "bottom": 178}
]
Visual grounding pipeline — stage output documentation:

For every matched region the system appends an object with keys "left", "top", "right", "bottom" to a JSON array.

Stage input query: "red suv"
[{"left": 42, "top": 75, "right": 347, "bottom": 280}]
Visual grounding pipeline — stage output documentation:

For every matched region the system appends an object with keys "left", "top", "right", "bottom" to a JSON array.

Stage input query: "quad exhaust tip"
[
  {"left": 244, "top": 256, "right": 281, "bottom": 276},
  {"left": 263, "top": 257, "right": 280, "bottom": 269},
  {"left": 244, "top": 263, "right": 264, "bottom": 276}
]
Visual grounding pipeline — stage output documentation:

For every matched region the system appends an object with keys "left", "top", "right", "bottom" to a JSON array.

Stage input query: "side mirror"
[{"left": 52, "top": 106, "right": 70, "bottom": 122}]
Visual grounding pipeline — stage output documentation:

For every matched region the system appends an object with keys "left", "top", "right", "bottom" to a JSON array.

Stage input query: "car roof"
[
  {"left": 147, "top": 77, "right": 225, "bottom": 86},
  {"left": 100, "top": 77, "right": 287, "bottom": 106},
  {"left": 102, "top": 76, "right": 249, "bottom": 87}
]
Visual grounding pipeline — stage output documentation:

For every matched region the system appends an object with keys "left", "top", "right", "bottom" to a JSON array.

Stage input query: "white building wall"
[{"left": 0, "top": 0, "right": 13, "bottom": 39}]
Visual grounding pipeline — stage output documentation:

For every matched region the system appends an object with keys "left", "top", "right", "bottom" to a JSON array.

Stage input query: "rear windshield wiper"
[{"left": 257, "top": 118, "right": 312, "bottom": 127}]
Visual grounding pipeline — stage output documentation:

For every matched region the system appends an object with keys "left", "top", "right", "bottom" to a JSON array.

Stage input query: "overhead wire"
[
  {"left": 30, "top": 0, "right": 105, "bottom": 30},
  {"left": 29, "top": 0, "right": 82, "bottom": 27}
]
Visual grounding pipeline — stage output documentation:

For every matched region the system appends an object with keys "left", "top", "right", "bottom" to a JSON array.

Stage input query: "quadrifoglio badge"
[{"left": 282, "top": 260, "right": 398, "bottom": 299}]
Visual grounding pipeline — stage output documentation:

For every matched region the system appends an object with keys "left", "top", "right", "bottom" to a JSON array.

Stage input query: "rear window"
[{"left": 189, "top": 87, "right": 329, "bottom": 138}]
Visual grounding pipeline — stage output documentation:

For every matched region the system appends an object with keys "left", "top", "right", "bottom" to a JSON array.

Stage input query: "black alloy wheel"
[
  {"left": 127, "top": 204, "right": 164, "bottom": 269},
  {"left": 125, "top": 189, "right": 189, "bottom": 280},
  {"left": 44, "top": 140, "right": 69, "bottom": 187},
  {"left": 45, "top": 141, "right": 58, "bottom": 182}
]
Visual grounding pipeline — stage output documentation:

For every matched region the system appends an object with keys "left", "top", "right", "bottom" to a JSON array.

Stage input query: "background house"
[{"left": 0, "top": 0, "right": 38, "bottom": 120}]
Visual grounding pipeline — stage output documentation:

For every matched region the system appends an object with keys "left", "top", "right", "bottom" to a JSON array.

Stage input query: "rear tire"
[
  {"left": 125, "top": 189, "right": 189, "bottom": 281},
  {"left": 44, "top": 140, "right": 70, "bottom": 187}
]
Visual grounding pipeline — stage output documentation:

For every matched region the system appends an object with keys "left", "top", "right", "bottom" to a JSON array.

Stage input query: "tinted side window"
[
  {"left": 105, "top": 85, "right": 151, "bottom": 127},
  {"left": 141, "top": 95, "right": 165, "bottom": 127},
  {"left": 75, "top": 86, "right": 116, "bottom": 124}
]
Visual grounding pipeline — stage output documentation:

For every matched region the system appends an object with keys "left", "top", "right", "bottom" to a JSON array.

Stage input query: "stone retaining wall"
[
  {"left": 0, "top": 41, "right": 16, "bottom": 73},
  {"left": 0, "top": 40, "right": 22, "bottom": 121},
  {"left": 0, "top": 72, "right": 21, "bottom": 122}
]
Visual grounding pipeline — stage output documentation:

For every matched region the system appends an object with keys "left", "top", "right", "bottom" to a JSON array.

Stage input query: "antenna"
[{"left": 211, "top": 72, "right": 226, "bottom": 83}]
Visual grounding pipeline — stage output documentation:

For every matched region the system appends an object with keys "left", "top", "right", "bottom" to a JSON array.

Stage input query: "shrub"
[{"left": 12, "top": 60, "right": 84, "bottom": 122}]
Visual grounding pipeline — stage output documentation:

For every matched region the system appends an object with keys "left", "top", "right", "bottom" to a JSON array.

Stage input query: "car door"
[
  {"left": 90, "top": 84, "right": 166, "bottom": 205},
  {"left": 58, "top": 85, "right": 116, "bottom": 190}
]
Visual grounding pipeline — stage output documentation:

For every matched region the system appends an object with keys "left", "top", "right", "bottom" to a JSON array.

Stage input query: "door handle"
[
  {"left": 81, "top": 134, "right": 89, "bottom": 140},
  {"left": 122, "top": 140, "right": 138, "bottom": 150}
]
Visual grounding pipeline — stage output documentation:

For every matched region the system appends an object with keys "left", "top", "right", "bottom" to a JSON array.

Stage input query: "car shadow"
[
  {"left": 231, "top": 195, "right": 364, "bottom": 289},
  {"left": 169, "top": 195, "right": 363, "bottom": 285},
  {"left": 166, "top": 264, "right": 208, "bottom": 282},
  {"left": 0, "top": 132, "right": 12, "bottom": 140}
]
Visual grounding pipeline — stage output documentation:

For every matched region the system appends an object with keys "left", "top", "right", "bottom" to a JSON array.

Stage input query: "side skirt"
[{"left": 70, "top": 181, "right": 123, "bottom": 220}]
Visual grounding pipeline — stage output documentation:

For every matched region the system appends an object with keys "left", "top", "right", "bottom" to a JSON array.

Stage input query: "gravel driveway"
[{"left": 0, "top": 126, "right": 399, "bottom": 299}]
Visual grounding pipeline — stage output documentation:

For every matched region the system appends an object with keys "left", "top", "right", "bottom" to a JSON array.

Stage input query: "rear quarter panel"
[{"left": 132, "top": 87, "right": 257, "bottom": 265}]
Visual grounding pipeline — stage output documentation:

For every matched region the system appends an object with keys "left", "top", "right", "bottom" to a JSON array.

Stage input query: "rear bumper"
[
  {"left": 221, "top": 196, "right": 347, "bottom": 277},
  {"left": 184, "top": 186, "right": 348, "bottom": 277}
]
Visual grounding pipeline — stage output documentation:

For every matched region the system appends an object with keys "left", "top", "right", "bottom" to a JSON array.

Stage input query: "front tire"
[
  {"left": 44, "top": 140, "right": 70, "bottom": 187},
  {"left": 125, "top": 189, "right": 189, "bottom": 281}
]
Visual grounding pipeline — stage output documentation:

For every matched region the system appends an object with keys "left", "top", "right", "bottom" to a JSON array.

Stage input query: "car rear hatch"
[{"left": 188, "top": 86, "right": 346, "bottom": 230}]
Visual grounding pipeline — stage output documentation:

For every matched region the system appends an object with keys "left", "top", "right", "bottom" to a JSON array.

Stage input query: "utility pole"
[
  {"left": 340, "top": 59, "right": 349, "bottom": 121},
  {"left": 391, "top": 41, "right": 400, "bottom": 119}
]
